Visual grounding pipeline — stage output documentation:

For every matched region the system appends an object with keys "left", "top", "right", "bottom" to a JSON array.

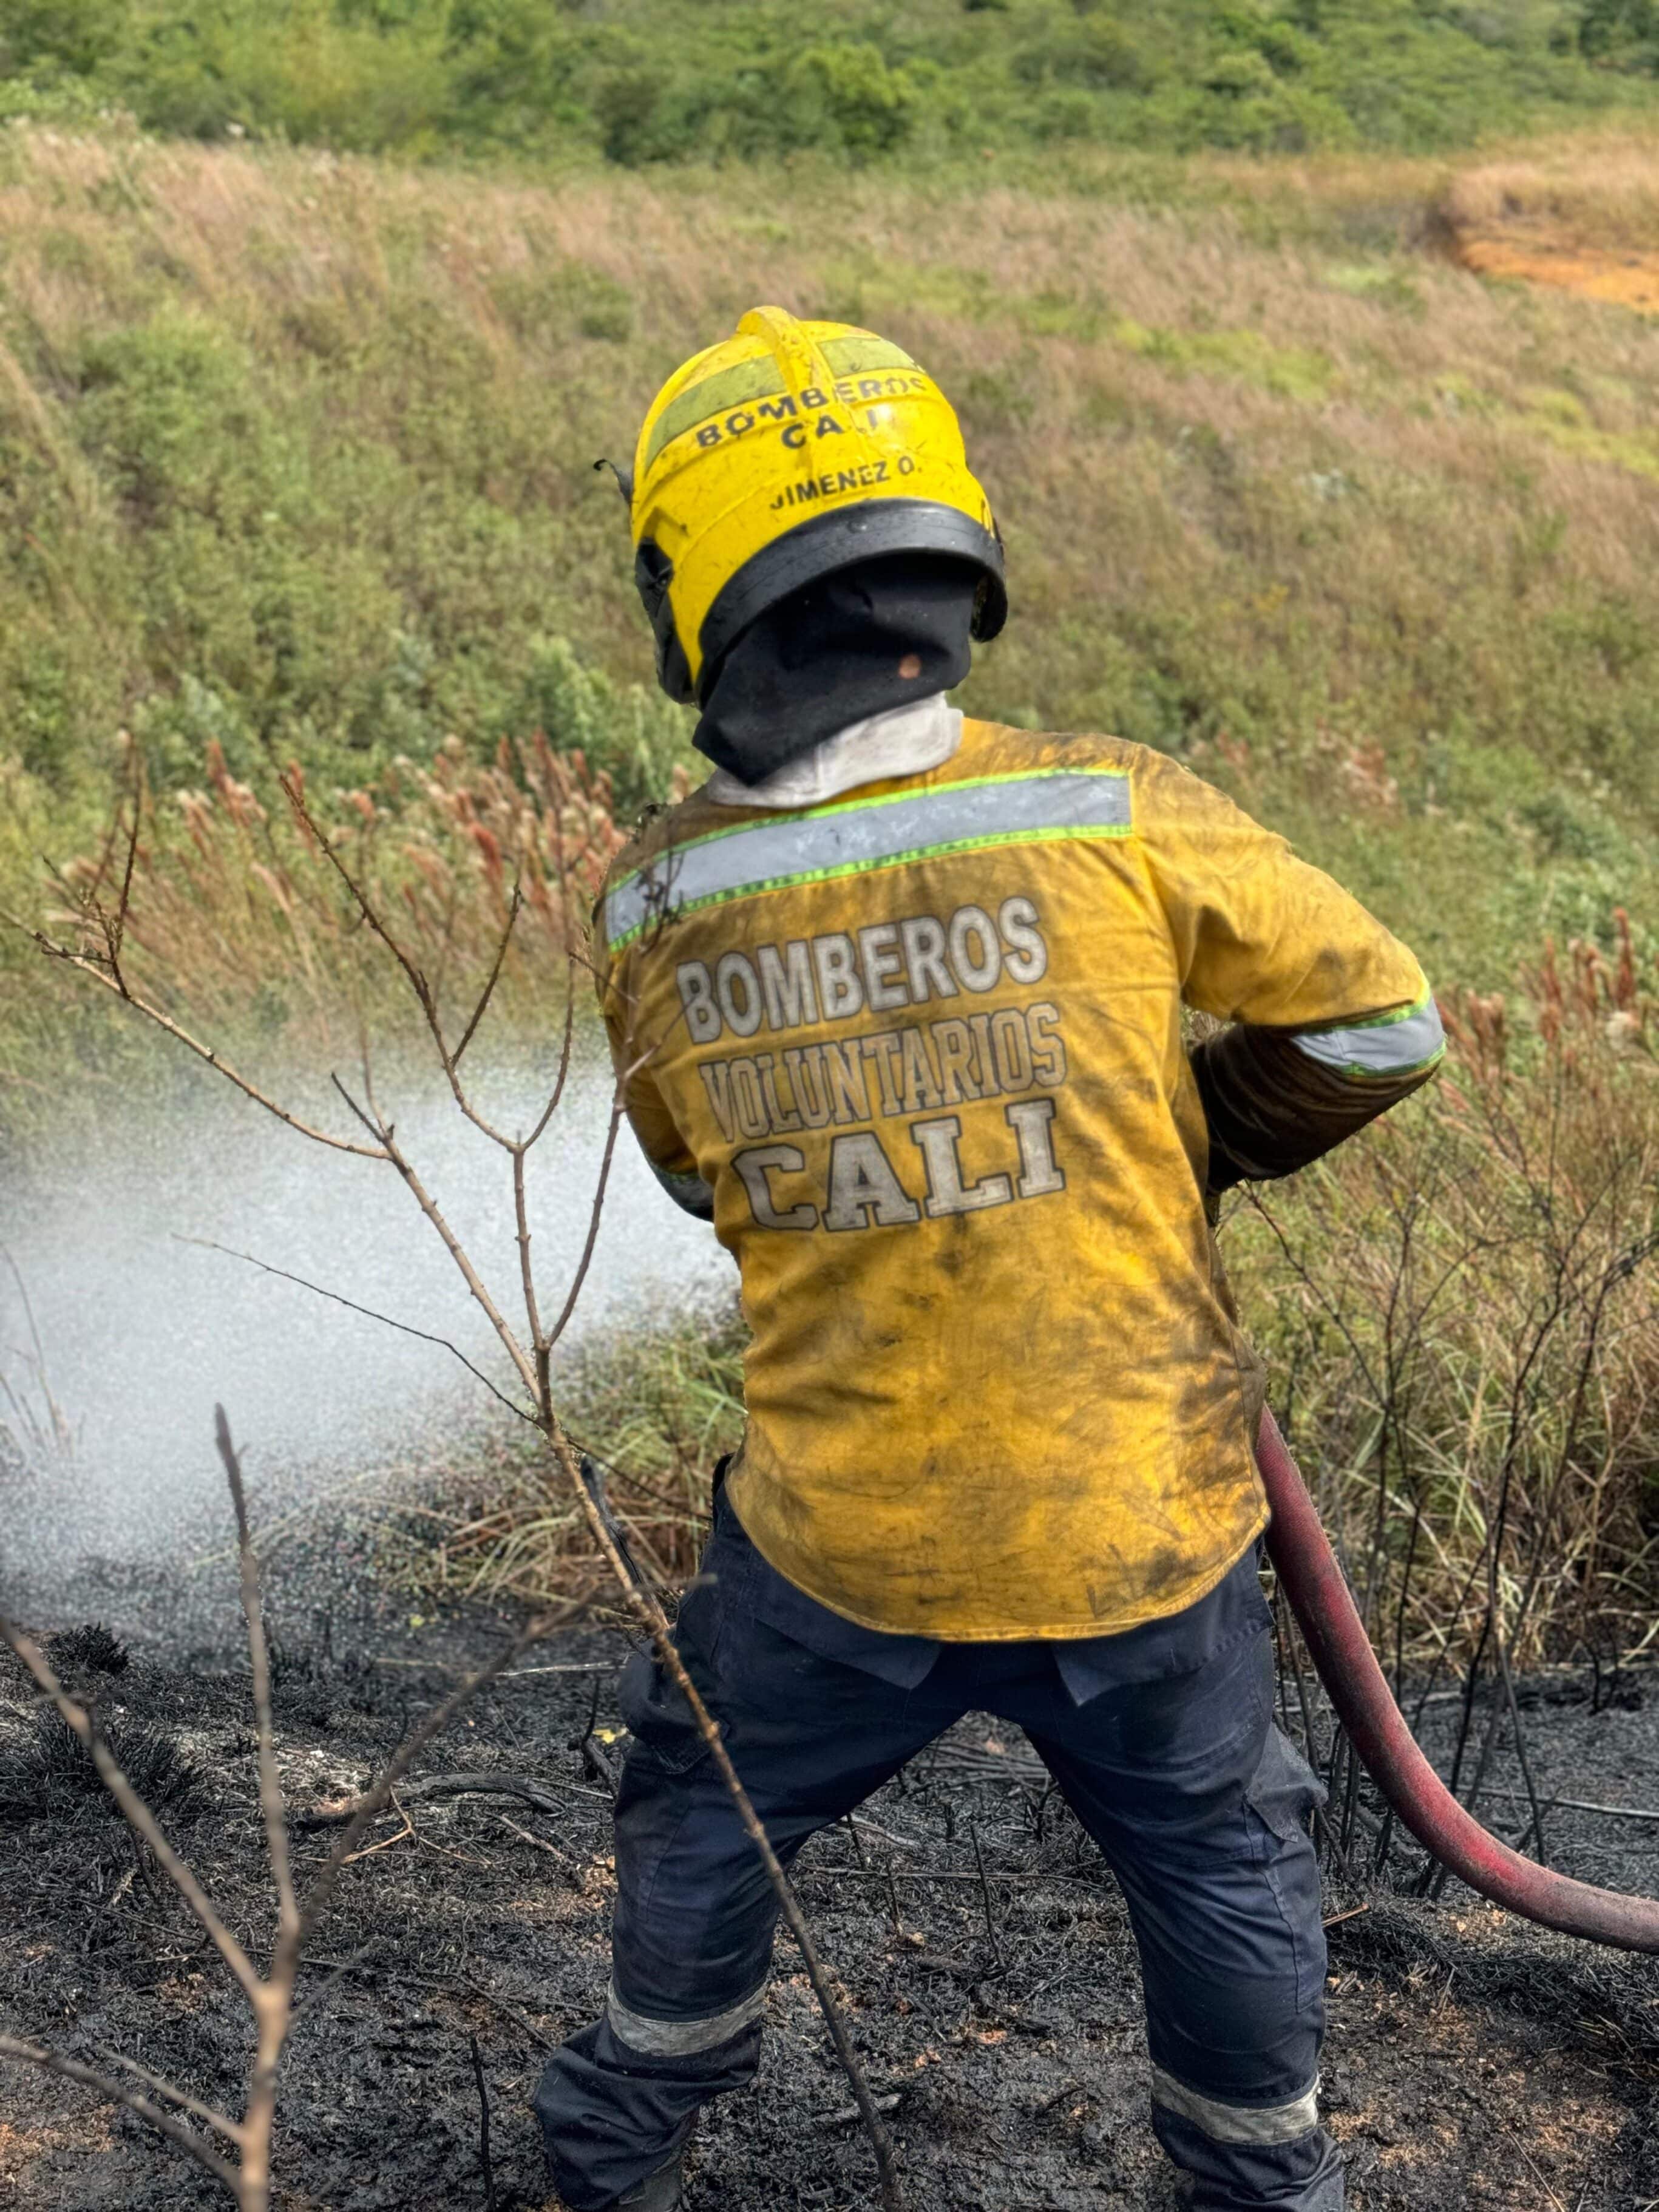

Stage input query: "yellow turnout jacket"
[{"left": 594, "top": 718, "right": 1440, "bottom": 1640}]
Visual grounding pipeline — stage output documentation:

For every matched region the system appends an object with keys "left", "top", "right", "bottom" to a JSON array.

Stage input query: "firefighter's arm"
[
  {"left": 1138, "top": 755, "right": 1444, "bottom": 1193},
  {"left": 597, "top": 951, "right": 715, "bottom": 1224}
]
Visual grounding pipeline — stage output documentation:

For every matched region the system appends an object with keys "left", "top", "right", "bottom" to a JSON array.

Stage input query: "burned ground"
[{"left": 1, "top": 1581, "right": 1656, "bottom": 2212}]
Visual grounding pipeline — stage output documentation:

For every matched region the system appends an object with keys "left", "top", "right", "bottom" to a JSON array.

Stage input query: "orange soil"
[{"left": 1457, "top": 231, "right": 1659, "bottom": 313}]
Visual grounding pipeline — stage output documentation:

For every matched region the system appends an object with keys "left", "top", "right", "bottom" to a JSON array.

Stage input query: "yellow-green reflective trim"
[
  {"left": 819, "top": 334, "right": 917, "bottom": 376},
  {"left": 642, "top": 338, "right": 921, "bottom": 471},
  {"left": 1291, "top": 991, "right": 1445, "bottom": 1083},
  {"left": 645, "top": 359, "right": 789, "bottom": 469},
  {"left": 602, "top": 767, "right": 1133, "bottom": 949},
  {"left": 617, "top": 767, "right": 1121, "bottom": 874}
]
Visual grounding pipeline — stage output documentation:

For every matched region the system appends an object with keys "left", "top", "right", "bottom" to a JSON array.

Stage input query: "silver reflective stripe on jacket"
[
  {"left": 1151, "top": 2065, "right": 1321, "bottom": 2145},
  {"left": 605, "top": 1976, "right": 770, "bottom": 2057},
  {"left": 1291, "top": 992, "right": 1445, "bottom": 1082},
  {"left": 602, "top": 767, "right": 1133, "bottom": 949}
]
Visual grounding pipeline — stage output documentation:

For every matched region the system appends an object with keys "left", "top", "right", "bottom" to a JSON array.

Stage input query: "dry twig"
[{"left": 0, "top": 1411, "right": 563, "bottom": 2210}]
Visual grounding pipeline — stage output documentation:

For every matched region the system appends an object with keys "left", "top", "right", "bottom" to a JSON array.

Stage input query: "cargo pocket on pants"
[
  {"left": 1246, "top": 1723, "right": 1326, "bottom": 1842},
  {"left": 617, "top": 1646, "right": 713, "bottom": 1779},
  {"left": 1244, "top": 1723, "right": 1329, "bottom": 2015}
]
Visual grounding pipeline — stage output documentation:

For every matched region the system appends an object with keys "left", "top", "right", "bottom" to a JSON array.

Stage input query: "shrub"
[
  {"left": 1235, "top": 915, "right": 1659, "bottom": 1669},
  {"left": 75, "top": 312, "right": 272, "bottom": 522},
  {"left": 1576, "top": 0, "right": 1659, "bottom": 73},
  {"left": 781, "top": 42, "right": 924, "bottom": 158},
  {"left": 0, "top": 0, "right": 124, "bottom": 79}
]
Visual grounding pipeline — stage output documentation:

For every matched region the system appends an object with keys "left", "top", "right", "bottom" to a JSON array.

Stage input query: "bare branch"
[
  {"left": 522, "top": 957, "right": 578, "bottom": 1155},
  {"left": 97, "top": 744, "right": 144, "bottom": 992},
  {"left": 0, "top": 2036, "right": 243, "bottom": 2190},
  {"left": 276, "top": 765, "right": 519, "bottom": 1150},
  {"left": 354, "top": 1104, "right": 541, "bottom": 1405},
  {"left": 545, "top": 1098, "right": 624, "bottom": 1351},
  {"left": 177, "top": 1238, "right": 536, "bottom": 1426},
  {"left": 453, "top": 879, "right": 522, "bottom": 1068},
  {"left": 214, "top": 1408, "right": 299, "bottom": 1942},
  {"left": 296, "top": 1771, "right": 573, "bottom": 1828},
  {"left": 0, "top": 1621, "right": 262, "bottom": 2004},
  {"left": 274, "top": 766, "right": 433, "bottom": 1031},
  {"left": 0, "top": 915, "right": 388, "bottom": 1160},
  {"left": 97, "top": 2044, "right": 247, "bottom": 2144},
  {"left": 514, "top": 1144, "right": 548, "bottom": 1405}
]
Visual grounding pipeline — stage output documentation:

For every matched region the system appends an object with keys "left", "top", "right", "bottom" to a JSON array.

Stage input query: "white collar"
[{"left": 704, "top": 693, "right": 962, "bottom": 810}]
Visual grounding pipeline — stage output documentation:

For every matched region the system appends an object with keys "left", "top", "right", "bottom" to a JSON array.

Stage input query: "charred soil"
[{"left": 1, "top": 1596, "right": 1657, "bottom": 2212}]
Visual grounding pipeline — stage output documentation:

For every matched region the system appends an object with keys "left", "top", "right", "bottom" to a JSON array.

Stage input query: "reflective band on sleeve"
[
  {"left": 1151, "top": 2066, "right": 1321, "bottom": 2146},
  {"left": 650, "top": 1160, "right": 716, "bottom": 1221},
  {"left": 1291, "top": 992, "right": 1445, "bottom": 1082},
  {"left": 603, "top": 768, "right": 1133, "bottom": 949},
  {"left": 605, "top": 1976, "right": 770, "bottom": 2057}
]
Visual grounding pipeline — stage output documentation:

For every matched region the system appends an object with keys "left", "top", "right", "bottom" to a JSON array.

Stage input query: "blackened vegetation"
[
  {"left": 2, "top": 1608, "right": 1657, "bottom": 2211},
  {"left": 46, "top": 1621, "right": 130, "bottom": 1678},
  {"left": 0, "top": 1706, "right": 204, "bottom": 1828}
]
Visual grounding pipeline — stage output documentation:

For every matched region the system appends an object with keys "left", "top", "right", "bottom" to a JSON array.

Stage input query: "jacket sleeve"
[
  {"left": 594, "top": 923, "right": 716, "bottom": 1224},
  {"left": 1136, "top": 753, "right": 1445, "bottom": 1195}
]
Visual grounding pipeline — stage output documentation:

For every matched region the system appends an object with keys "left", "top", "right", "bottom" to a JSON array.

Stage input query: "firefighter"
[{"left": 536, "top": 309, "right": 1444, "bottom": 2211}]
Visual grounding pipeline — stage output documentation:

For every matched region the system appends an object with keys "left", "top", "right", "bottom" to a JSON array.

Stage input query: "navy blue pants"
[{"left": 536, "top": 1514, "right": 1341, "bottom": 2210}]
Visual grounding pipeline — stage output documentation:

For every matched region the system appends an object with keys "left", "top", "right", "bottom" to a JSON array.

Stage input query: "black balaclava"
[{"left": 692, "top": 554, "right": 980, "bottom": 787}]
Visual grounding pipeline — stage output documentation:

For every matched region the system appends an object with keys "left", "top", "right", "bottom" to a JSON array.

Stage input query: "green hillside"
[
  {"left": 2, "top": 0, "right": 1656, "bottom": 164},
  {"left": 3, "top": 118, "right": 1659, "bottom": 1065}
]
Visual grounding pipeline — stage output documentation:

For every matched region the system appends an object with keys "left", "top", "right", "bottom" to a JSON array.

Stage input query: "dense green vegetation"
[{"left": 1, "top": 0, "right": 1656, "bottom": 165}]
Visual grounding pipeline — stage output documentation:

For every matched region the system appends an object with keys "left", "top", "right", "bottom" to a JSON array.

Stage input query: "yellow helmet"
[{"left": 625, "top": 307, "right": 1007, "bottom": 705}]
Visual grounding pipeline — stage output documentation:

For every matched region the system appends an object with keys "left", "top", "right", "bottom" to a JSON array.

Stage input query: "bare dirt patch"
[
  {"left": 1, "top": 1600, "right": 1656, "bottom": 2211},
  {"left": 1439, "top": 140, "right": 1659, "bottom": 313},
  {"left": 1456, "top": 231, "right": 1659, "bottom": 314}
]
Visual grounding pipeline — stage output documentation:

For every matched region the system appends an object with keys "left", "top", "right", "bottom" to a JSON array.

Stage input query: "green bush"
[
  {"left": 1576, "top": 0, "right": 1659, "bottom": 69},
  {"left": 0, "top": 0, "right": 124, "bottom": 78},
  {"left": 0, "top": 0, "right": 1651, "bottom": 164},
  {"left": 781, "top": 41, "right": 924, "bottom": 157}
]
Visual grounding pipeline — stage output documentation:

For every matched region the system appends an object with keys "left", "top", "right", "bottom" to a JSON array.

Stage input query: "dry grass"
[
  {"left": 1439, "top": 132, "right": 1659, "bottom": 255},
  {"left": 39, "top": 731, "right": 642, "bottom": 1048},
  {"left": 405, "top": 1303, "right": 748, "bottom": 1604},
  {"left": 4, "top": 123, "right": 1659, "bottom": 1009},
  {"left": 1437, "top": 132, "right": 1659, "bottom": 315},
  {"left": 1238, "top": 915, "right": 1659, "bottom": 1672}
]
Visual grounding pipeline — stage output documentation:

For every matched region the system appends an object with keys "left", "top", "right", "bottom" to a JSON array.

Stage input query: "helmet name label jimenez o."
[
  {"left": 770, "top": 456, "right": 918, "bottom": 509},
  {"left": 672, "top": 896, "right": 1073, "bottom": 1236}
]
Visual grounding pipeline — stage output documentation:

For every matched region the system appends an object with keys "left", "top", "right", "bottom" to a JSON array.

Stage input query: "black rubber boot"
[{"left": 607, "top": 2146, "right": 686, "bottom": 2210}]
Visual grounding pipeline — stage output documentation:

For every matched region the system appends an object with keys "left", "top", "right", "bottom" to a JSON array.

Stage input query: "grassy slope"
[{"left": 3, "top": 124, "right": 1659, "bottom": 1019}]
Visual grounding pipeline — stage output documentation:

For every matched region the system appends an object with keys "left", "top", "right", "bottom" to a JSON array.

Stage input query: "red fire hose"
[{"left": 1255, "top": 1408, "right": 1659, "bottom": 1955}]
